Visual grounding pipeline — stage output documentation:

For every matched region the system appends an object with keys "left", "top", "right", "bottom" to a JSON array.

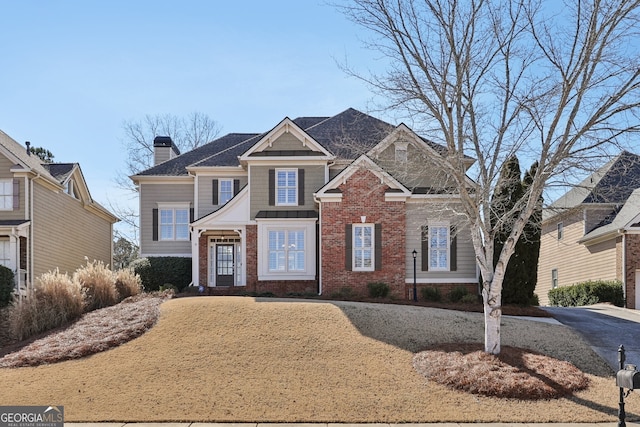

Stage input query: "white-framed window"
[
  {"left": 268, "top": 229, "right": 305, "bottom": 272},
  {"left": 0, "top": 239, "right": 10, "bottom": 268},
  {"left": 551, "top": 269, "right": 558, "bottom": 289},
  {"left": 159, "top": 205, "right": 190, "bottom": 241},
  {"left": 219, "top": 179, "right": 233, "bottom": 205},
  {"left": 276, "top": 169, "right": 298, "bottom": 206},
  {"left": 557, "top": 222, "right": 563, "bottom": 240},
  {"left": 353, "top": 224, "right": 374, "bottom": 271},
  {"left": 429, "top": 223, "right": 449, "bottom": 270},
  {"left": 0, "top": 180, "right": 12, "bottom": 210}
]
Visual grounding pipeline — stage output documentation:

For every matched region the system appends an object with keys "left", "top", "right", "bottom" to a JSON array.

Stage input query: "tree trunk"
[{"left": 483, "top": 299, "right": 501, "bottom": 354}]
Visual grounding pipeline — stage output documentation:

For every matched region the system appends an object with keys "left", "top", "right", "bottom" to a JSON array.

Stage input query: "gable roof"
[
  {"left": 579, "top": 187, "right": 640, "bottom": 244},
  {"left": 545, "top": 151, "right": 640, "bottom": 220},
  {"left": 0, "top": 130, "right": 60, "bottom": 186},
  {"left": 42, "top": 163, "right": 76, "bottom": 182}
]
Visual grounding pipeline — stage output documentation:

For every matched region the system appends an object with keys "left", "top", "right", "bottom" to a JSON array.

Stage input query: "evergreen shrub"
[{"left": 548, "top": 280, "right": 624, "bottom": 307}]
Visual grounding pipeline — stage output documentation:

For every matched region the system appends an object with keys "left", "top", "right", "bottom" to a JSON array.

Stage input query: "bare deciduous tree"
[
  {"left": 340, "top": 0, "right": 640, "bottom": 354},
  {"left": 113, "top": 112, "right": 222, "bottom": 240}
]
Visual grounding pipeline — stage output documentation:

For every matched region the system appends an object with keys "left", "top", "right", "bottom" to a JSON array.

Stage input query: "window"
[
  {"left": 0, "top": 180, "right": 12, "bottom": 210},
  {"left": 160, "top": 207, "right": 189, "bottom": 240},
  {"left": 268, "top": 230, "right": 305, "bottom": 272},
  {"left": 395, "top": 146, "right": 407, "bottom": 163},
  {"left": 353, "top": 224, "right": 374, "bottom": 271},
  {"left": 551, "top": 269, "right": 558, "bottom": 289},
  {"left": 219, "top": 179, "right": 233, "bottom": 205},
  {"left": 276, "top": 169, "right": 297, "bottom": 205},
  {"left": 557, "top": 222, "right": 563, "bottom": 240},
  {"left": 0, "top": 239, "right": 10, "bottom": 268},
  {"left": 429, "top": 225, "right": 449, "bottom": 270}
]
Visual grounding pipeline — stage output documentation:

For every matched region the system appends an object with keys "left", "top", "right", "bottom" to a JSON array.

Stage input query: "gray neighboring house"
[
  {"left": 0, "top": 130, "right": 118, "bottom": 295},
  {"left": 536, "top": 151, "right": 640, "bottom": 308}
]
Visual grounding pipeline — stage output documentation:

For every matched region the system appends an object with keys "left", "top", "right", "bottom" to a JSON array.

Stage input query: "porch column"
[{"left": 191, "top": 227, "right": 202, "bottom": 288}]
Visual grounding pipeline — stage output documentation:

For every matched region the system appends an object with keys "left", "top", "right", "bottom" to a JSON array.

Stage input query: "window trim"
[
  {"left": 275, "top": 169, "right": 298, "bottom": 206},
  {"left": 158, "top": 203, "right": 190, "bottom": 241},
  {"left": 557, "top": 222, "right": 563, "bottom": 240},
  {"left": 428, "top": 222, "right": 450, "bottom": 271},
  {"left": 218, "top": 179, "right": 234, "bottom": 205},
  {"left": 551, "top": 269, "right": 558, "bottom": 289},
  {"left": 0, "top": 179, "right": 13, "bottom": 211},
  {"left": 352, "top": 223, "right": 375, "bottom": 272}
]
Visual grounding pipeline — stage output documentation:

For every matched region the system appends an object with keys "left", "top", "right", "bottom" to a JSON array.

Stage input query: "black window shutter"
[
  {"left": 268, "top": 169, "right": 275, "bottom": 206},
  {"left": 12, "top": 179, "right": 19, "bottom": 210},
  {"left": 212, "top": 179, "right": 219, "bottom": 205},
  {"left": 152, "top": 209, "right": 158, "bottom": 241},
  {"left": 421, "top": 226, "right": 429, "bottom": 271},
  {"left": 298, "top": 169, "right": 305, "bottom": 206},
  {"left": 233, "top": 179, "right": 240, "bottom": 195},
  {"left": 450, "top": 225, "right": 457, "bottom": 271},
  {"left": 189, "top": 208, "right": 194, "bottom": 241},
  {"left": 345, "top": 224, "right": 352, "bottom": 270},
  {"left": 374, "top": 223, "right": 382, "bottom": 271}
]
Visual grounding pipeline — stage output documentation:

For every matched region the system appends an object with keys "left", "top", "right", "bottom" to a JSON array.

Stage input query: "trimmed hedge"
[
  {"left": 131, "top": 257, "right": 192, "bottom": 292},
  {"left": 0, "top": 265, "right": 14, "bottom": 308},
  {"left": 367, "top": 282, "right": 390, "bottom": 298},
  {"left": 548, "top": 280, "right": 624, "bottom": 307}
]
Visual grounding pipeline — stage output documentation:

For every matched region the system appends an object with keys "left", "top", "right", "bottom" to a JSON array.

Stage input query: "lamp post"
[{"left": 412, "top": 249, "right": 417, "bottom": 302}]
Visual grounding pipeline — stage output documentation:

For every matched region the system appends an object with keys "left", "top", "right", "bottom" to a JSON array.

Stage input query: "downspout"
[
  {"left": 315, "top": 194, "right": 322, "bottom": 296},
  {"left": 29, "top": 175, "right": 35, "bottom": 292},
  {"left": 621, "top": 231, "right": 627, "bottom": 307}
]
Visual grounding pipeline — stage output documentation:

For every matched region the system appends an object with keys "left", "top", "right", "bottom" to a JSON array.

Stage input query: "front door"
[{"left": 216, "top": 244, "right": 235, "bottom": 287}]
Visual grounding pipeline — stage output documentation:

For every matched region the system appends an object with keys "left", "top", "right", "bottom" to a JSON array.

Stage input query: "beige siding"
[
  {"left": 537, "top": 210, "right": 619, "bottom": 305},
  {"left": 0, "top": 154, "right": 26, "bottom": 220},
  {"left": 249, "top": 165, "right": 323, "bottom": 219},
  {"left": 140, "top": 182, "right": 194, "bottom": 256},
  {"left": 197, "top": 176, "right": 248, "bottom": 219},
  {"left": 405, "top": 204, "right": 477, "bottom": 280},
  {"left": 32, "top": 183, "right": 113, "bottom": 278},
  {"left": 263, "top": 133, "right": 315, "bottom": 152}
]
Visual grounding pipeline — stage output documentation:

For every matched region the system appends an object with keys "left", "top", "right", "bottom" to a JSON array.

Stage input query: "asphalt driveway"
[{"left": 543, "top": 304, "right": 640, "bottom": 372}]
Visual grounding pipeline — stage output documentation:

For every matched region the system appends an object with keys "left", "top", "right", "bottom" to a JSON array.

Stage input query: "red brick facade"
[
  {"left": 321, "top": 168, "right": 406, "bottom": 298},
  {"left": 625, "top": 234, "right": 640, "bottom": 309}
]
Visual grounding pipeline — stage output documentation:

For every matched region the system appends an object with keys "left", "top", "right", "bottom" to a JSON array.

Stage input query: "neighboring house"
[
  {"left": 131, "top": 108, "right": 479, "bottom": 298},
  {"left": 0, "top": 130, "right": 118, "bottom": 295},
  {"left": 537, "top": 151, "right": 640, "bottom": 309}
]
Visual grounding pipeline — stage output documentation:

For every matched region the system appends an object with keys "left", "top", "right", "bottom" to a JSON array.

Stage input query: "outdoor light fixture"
[{"left": 412, "top": 249, "right": 417, "bottom": 302}]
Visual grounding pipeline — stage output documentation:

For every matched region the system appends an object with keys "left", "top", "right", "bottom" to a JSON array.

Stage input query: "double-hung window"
[
  {"left": 353, "top": 224, "right": 374, "bottom": 271},
  {"left": 276, "top": 169, "right": 297, "bottom": 205},
  {"left": 429, "top": 224, "right": 449, "bottom": 270},
  {"left": 0, "top": 180, "right": 12, "bottom": 210},
  {"left": 557, "top": 222, "right": 563, "bottom": 240},
  {"left": 159, "top": 206, "right": 189, "bottom": 241},
  {"left": 551, "top": 269, "right": 558, "bottom": 289},
  {"left": 219, "top": 179, "right": 233, "bottom": 205},
  {"left": 268, "top": 230, "right": 305, "bottom": 272}
]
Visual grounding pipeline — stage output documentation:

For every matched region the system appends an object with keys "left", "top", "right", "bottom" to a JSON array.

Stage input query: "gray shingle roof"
[{"left": 42, "top": 163, "right": 76, "bottom": 182}]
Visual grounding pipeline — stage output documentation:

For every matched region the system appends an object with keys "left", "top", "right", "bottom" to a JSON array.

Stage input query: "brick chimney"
[{"left": 153, "top": 136, "right": 181, "bottom": 165}]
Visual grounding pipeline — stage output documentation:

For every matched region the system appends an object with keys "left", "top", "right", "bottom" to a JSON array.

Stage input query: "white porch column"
[{"left": 191, "top": 227, "right": 202, "bottom": 288}]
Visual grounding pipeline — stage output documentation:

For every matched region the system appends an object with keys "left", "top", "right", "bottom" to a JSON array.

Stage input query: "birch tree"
[{"left": 340, "top": 0, "right": 640, "bottom": 354}]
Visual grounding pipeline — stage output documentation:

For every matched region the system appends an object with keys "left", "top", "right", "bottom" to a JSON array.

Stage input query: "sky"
[{"left": 0, "top": 0, "right": 388, "bottom": 237}]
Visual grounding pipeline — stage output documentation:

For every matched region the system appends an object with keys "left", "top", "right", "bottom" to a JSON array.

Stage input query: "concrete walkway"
[{"left": 64, "top": 423, "right": 640, "bottom": 427}]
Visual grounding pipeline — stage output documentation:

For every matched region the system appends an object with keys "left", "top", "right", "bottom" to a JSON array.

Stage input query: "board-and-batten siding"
[
  {"left": 140, "top": 182, "right": 194, "bottom": 256},
  {"left": 405, "top": 204, "right": 476, "bottom": 280},
  {"left": 32, "top": 183, "right": 112, "bottom": 278},
  {"left": 537, "top": 210, "right": 619, "bottom": 305},
  {"left": 0, "top": 154, "right": 26, "bottom": 220},
  {"left": 197, "top": 176, "right": 248, "bottom": 219},
  {"left": 249, "top": 165, "right": 324, "bottom": 219}
]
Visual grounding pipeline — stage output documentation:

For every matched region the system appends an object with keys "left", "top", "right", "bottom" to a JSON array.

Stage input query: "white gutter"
[{"left": 622, "top": 231, "right": 627, "bottom": 306}]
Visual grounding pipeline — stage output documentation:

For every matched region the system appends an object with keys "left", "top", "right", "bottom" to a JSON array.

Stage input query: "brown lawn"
[{"left": 0, "top": 296, "right": 638, "bottom": 423}]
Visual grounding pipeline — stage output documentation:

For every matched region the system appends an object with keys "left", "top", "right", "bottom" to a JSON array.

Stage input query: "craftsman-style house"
[
  {"left": 537, "top": 151, "right": 640, "bottom": 308},
  {"left": 132, "top": 108, "right": 479, "bottom": 298},
  {"left": 0, "top": 130, "right": 118, "bottom": 295}
]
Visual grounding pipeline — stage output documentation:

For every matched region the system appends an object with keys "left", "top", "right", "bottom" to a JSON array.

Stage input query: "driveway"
[{"left": 543, "top": 304, "right": 640, "bottom": 372}]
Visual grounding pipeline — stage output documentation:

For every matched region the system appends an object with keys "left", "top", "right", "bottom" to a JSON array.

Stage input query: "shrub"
[
  {"left": 74, "top": 259, "right": 117, "bottom": 311},
  {"left": 114, "top": 268, "right": 142, "bottom": 301},
  {"left": 159, "top": 283, "right": 178, "bottom": 292},
  {"left": 0, "top": 265, "right": 14, "bottom": 308},
  {"left": 548, "top": 280, "right": 624, "bottom": 307},
  {"left": 131, "top": 257, "right": 192, "bottom": 292},
  {"left": 448, "top": 286, "right": 469, "bottom": 303},
  {"left": 8, "top": 269, "right": 85, "bottom": 340},
  {"left": 460, "top": 293, "right": 479, "bottom": 304},
  {"left": 420, "top": 287, "right": 442, "bottom": 302},
  {"left": 367, "top": 282, "right": 390, "bottom": 298},
  {"left": 330, "top": 286, "right": 355, "bottom": 299}
]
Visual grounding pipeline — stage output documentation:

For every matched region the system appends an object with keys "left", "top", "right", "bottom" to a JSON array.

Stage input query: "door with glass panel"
[{"left": 216, "top": 244, "right": 234, "bottom": 287}]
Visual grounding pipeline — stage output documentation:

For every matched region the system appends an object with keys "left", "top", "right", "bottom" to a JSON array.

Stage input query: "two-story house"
[
  {"left": 132, "top": 108, "right": 479, "bottom": 298},
  {"left": 536, "top": 151, "right": 640, "bottom": 308},
  {"left": 0, "top": 129, "right": 118, "bottom": 295}
]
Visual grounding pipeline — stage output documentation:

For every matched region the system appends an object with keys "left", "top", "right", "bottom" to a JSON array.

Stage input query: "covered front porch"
[
  {"left": 192, "top": 228, "right": 247, "bottom": 289},
  {"left": 0, "top": 220, "right": 30, "bottom": 297}
]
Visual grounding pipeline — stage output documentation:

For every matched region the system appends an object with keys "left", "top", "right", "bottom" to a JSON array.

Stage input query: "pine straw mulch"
[
  {"left": 0, "top": 292, "right": 171, "bottom": 367},
  {"left": 413, "top": 343, "right": 589, "bottom": 399}
]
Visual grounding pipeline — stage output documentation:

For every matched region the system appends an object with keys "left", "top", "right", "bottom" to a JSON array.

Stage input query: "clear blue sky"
[{"left": 0, "top": 0, "right": 388, "bottom": 234}]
